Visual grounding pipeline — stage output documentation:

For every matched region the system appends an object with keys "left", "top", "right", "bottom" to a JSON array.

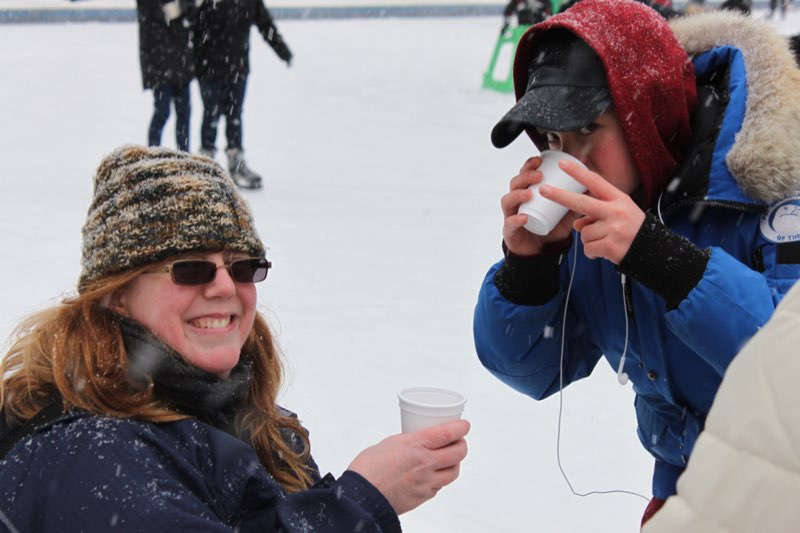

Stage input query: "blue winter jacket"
[
  {"left": 0, "top": 412, "right": 399, "bottom": 532},
  {"left": 474, "top": 20, "right": 800, "bottom": 499}
]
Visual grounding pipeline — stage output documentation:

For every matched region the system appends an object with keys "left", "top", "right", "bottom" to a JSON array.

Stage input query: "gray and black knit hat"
[{"left": 79, "top": 145, "right": 264, "bottom": 291}]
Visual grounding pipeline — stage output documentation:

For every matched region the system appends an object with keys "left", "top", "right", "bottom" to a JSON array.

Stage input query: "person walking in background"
[
  {"left": 194, "top": 0, "right": 292, "bottom": 189},
  {"left": 767, "top": 0, "right": 789, "bottom": 18},
  {"left": 136, "top": 0, "right": 196, "bottom": 152},
  {"left": 0, "top": 145, "right": 469, "bottom": 531},
  {"left": 474, "top": 0, "right": 800, "bottom": 526},
  {"left": 500, "top": 0, "right": 549, "bottom": 35}
]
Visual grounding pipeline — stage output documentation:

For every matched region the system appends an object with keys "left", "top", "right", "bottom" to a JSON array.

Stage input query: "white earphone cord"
[
  {"left": 617, "top": 274, "right": 629, "bottom": 386},
  {"left": 555, "top": 237, "right": 648, "bottom": 501}
]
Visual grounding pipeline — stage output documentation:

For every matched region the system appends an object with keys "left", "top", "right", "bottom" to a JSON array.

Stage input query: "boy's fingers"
[
  {"left": 559, "top": 160, "right": 622, "bottom": 200},
  {"left": 540, "top": 185, "right": 606, "bottom": 219}
]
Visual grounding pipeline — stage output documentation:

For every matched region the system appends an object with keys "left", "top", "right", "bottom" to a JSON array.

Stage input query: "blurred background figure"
[
  {"left": 136, "top": 0, "right": 196, "bottom": 152},
  {"left": 720, "top": 0, "right": 752, "bottom": 15},
  {"left": 558, "top": 0, "right": 680, "bottom": 18},
  {"left": 766, "top": 0, "right": 790, "bottom": 18},
  {"left": 790, "top": 33, "right": 800, "bottom": 64},
  {"left": 500, "top": 0, "right": 550, "bottom": 35},
  {"left": 485, "top": 0, "right": 550, "bottom": 94},
  {"left": 194, "top": 0, "right": 293, "bottom": 190}
]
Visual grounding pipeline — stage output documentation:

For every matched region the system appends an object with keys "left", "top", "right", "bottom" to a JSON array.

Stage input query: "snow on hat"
[
  {"left": 79, "top": 145, "right": 264, "bottom": 291},
  {"left": 497, "top": 0, "right": 698, "bottom": 208},
  {"left": 491, "top": 29, "right": 612, "bottom": 148}
]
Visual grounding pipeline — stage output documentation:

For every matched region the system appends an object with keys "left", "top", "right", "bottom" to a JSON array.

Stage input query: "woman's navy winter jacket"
[
  {"left": 0, "top": 412, "right": 399, "bottom": 532},
  {"left": 0, "top": 317, "right": 400, "bottom": 532},
  {"left": 474, "top": 14, "right": 800, "bottom": 500}
]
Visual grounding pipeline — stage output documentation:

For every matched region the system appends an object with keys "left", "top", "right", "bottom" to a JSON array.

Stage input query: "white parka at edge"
[{"left": 643, "top": 278, "right": 800, "bottom": 531}]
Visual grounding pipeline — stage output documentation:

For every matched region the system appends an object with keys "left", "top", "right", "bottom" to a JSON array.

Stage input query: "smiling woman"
[
  {"left": 0, "top": 145, "right": 470, "bottom": 532},
  {"left": 108, "top": 251, "right": 262, "bottom": 378}
]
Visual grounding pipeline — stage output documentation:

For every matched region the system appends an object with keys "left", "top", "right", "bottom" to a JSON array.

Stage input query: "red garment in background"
[{"left": 640, "top": 497, "right": 666, "bottom": 528}]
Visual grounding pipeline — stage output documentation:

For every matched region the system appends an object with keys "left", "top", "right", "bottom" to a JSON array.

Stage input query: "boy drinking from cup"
[{"left": 473, "top": 0, "right": 800, "bottom": 525}]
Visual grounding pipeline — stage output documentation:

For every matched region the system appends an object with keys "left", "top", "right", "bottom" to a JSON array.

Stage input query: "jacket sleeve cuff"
[
  {"left": 617, "top": 213, "right": 710, "bottom": 310},
  {"left": 493, "top": 240, "right": 569, "bottom": 306},
  {"left": 336, "top": 470, "right": 401, "bottom": 533}
]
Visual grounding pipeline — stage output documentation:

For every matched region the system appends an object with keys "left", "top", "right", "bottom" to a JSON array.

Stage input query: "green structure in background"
[
  {"left": 482, "top": 0, "right": 569, "bottom": 93},
  {"left": 482, "top": 24, "right": 530, "bottom": 93}
]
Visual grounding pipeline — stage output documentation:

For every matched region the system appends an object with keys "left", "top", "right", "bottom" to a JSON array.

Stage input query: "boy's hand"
[
  {"left": 501, "top": 155, "right": 581, "bottom": 257},
  {"left": 538, "top": 159, "right": 645, "bottom": 264}
]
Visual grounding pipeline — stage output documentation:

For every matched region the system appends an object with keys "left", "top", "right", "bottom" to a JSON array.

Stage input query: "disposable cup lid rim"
[
  {"left": 397, "top": 387, "right": 466, "bottom": 409},
  {"left": 540, "top": 149, "right": 587, "bottom": 167}
]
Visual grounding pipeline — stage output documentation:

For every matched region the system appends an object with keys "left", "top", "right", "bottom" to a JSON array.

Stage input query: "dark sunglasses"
[{"left": 149, "top": 257, "right": 272, "bottom": 286}]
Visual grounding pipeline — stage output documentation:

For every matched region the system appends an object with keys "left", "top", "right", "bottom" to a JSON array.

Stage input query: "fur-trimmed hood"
[{"left": 671, "top": 12, "right": 800, "bottom": 205}]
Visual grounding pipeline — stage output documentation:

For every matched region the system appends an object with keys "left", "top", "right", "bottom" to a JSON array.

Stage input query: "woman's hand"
[
  {"left": 538, "top": 159, "right": 645, "bottom": 264},
  {"left": 347, "top": 419, "right": 470, "bottom": 515},
  {"left": 502, "top": 156, "right": 581, "bottom": 256}
]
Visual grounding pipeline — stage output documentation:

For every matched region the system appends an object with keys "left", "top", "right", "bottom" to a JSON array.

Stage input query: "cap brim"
[{"left": 491, "top": 85, "right": 612, "bottom": 148}]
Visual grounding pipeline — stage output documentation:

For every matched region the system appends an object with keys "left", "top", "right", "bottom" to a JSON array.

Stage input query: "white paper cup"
[
  {"left": 518, "top": 150, "right": 588, "bottom": 235},
  {"left": 398, "top": 387, "right": 466, "bottom": 433}
]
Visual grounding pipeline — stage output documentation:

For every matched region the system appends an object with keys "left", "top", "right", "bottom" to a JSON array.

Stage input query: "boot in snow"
[
  {"left": 199, "top": 147, "right": 216, "bottom": 161},
  {"left": 227, "top": 148, "right": 262, "bottom": 190}
]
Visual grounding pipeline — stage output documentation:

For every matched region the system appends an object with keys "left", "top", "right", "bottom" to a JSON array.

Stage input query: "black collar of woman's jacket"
[{"left": 118, "top": 315, "right": 252, "bottom": 434}]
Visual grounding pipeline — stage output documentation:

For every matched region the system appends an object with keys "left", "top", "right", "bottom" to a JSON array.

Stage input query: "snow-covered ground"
[{"left": 0, "top": 9, "right": 798, "bottom": 532}]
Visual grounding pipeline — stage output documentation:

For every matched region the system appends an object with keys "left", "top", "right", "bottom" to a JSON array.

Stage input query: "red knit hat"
[{"left": 507, "top": 0, "right": 698, "bottom": 208}]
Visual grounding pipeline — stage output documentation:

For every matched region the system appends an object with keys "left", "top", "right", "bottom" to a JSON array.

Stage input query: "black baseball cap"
[{"left": 491, "top": 29, "right": 612, "bottom": 148}]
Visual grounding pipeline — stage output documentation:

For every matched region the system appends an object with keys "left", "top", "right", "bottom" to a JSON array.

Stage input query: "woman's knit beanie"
[{"left": 78, "top": 145, "right": 264, "bottom": 291}]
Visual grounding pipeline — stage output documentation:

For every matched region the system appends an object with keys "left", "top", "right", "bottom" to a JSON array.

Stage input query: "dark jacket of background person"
[
  {"left": 503, "top": 0, "right": 549, "bottom": 26},
  {"left": 194, "top": 0, "right": 292, "bottom": 82},
  {"left": 137, "top": 0, "right": 196, "bottom": 89},
  {"left": 720, "top": 0, "right": 752, "bottom": 15},
  {"left": 790, "top": 33, "right": 800, "bottom": 66}
]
